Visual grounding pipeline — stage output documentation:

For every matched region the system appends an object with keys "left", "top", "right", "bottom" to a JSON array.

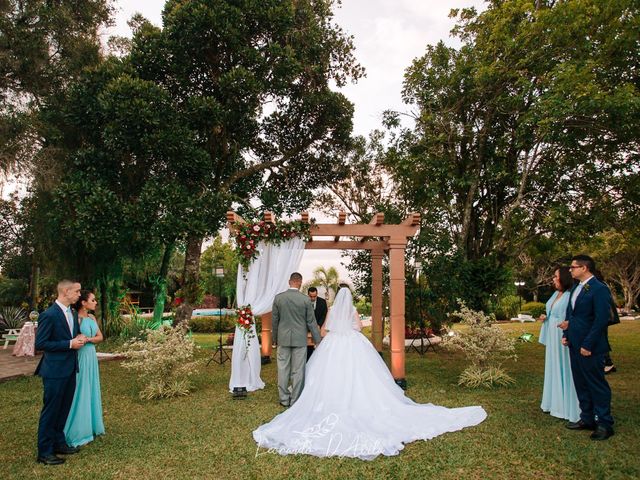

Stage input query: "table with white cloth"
[{"left": 12, "top": 322, "right": 37, "bottom": 357}]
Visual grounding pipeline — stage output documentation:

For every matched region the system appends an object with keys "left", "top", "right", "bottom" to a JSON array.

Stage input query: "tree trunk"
[
  {"left": 29, "top": 261, "right": 40, "bottom": 310},
  {"left": 152, "top": 241, "right": 175, "bottom": 326},
  {"left": 99, "top": 279, "right": 108, "bottom": 334},
  {"left": 174, "top": 234, "right": 204, "bottom": 327},
  {"left": 97, "top": 274, "right": 124, "bottom": 338}
]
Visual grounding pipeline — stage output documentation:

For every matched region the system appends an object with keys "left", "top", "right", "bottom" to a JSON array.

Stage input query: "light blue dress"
[
  {"left": 64, "top": 317, "right": 105, "bottom": 446},
  {"left": 539, "top": 291, "right": 580, "bottom": 422}
]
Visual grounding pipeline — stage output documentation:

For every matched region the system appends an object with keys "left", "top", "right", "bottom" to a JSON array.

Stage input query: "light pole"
[
  {"left": 514, "top": 281, "right": 525, "bottom": 311},
  {"left": 208, "top": 265, "right": 230, "bottom": 366}
]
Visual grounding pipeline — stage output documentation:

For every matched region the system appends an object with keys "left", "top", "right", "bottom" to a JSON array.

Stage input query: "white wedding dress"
[{"left": 253, "top": 288, "right": 487, "bottom": 460}]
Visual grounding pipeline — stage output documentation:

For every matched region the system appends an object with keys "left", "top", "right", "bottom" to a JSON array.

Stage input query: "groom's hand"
[
  {"left": 580, "top": 347, "right": 592, "bottom": 357},
  {"left": 561, "top": 337, "right": 569, "bottom": 347},
  {"left": 71, "top": 336, "right": 85, "bottom": 349}
]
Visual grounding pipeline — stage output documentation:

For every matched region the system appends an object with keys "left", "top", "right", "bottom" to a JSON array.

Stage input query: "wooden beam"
[
  {"left": 401, "top": 212, "right": 421, "bottom": 227},
  {"left": 263, "top": 211, "right": 275, "bottom": 224},
  {"left": 300, "top": 211, "right": 309, "bottom": 223},
  {"left": 226, "top": 211, "right": 245, "bottom": 226},
  {"left": 335, "top": 211, "right": 347, "bottom": 241},
  {"left": 369, "top": 212, "right": 384, "bottom": 225},
  {"left": 305, "top": 240, "right": 388, "bottom": 251},
  {"left": 312, "top": 224, "right": 419, "bottom": 238}
]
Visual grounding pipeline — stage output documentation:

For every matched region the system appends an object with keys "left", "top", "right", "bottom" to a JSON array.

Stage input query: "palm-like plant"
[
  {"left": 0, "top": 306, "right": 27, "bottom": 330},
  {"left": 305, "top": 267, "right": 344, "bottom": 302}
]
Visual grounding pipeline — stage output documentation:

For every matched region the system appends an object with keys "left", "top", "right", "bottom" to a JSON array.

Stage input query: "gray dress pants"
[{"left": 277, "top": 345, "right": 307, "bottom": 405}]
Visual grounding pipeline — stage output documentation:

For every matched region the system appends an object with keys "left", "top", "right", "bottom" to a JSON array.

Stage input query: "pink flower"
[{"left": 253, "top": 225, "right": 260, "bottom": 232}]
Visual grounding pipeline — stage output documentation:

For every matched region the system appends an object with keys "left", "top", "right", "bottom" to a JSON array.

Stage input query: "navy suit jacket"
[
  {"left": 34, "top": 303, "right": 79, "bottom": 378},
  {"left": 564, "top": 277, "right": 612, "bottom": 354}
]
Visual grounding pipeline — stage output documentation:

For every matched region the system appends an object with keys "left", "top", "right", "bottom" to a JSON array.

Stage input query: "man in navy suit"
[
  {"left": 35, "top": 280, "right": 86, "bottom": 464},
  {"left": 562, "top": 255, "right": 614, "bottom": 440}
]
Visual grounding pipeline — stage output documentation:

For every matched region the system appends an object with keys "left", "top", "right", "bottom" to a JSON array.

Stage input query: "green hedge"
[
  {"left": 521, "top": 301, "right": 546, "bottom": 318},
  {"left": 189, "top": 315, "right": 237, "bottom": 333},
  {"left": 495, "top": 295, "right": 521, "bottom": 320}
]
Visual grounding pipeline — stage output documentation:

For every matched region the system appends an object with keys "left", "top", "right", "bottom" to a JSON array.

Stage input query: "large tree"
[
  {"left": 126, "top": 0, "right": 363, "bottom": 325},
  {"left": 0, "top": 0, "right": 113, "bottom": 176},
  {"left": 30, "top": 0, "right": 361, "bottom": 328},
  {"left": 382, "top": 0, "right": 639, "bottom": 309}
]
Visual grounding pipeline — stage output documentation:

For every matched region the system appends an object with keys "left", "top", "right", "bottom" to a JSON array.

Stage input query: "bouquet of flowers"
[
  {"left": 236, "top": 305, "right": 256, "bottom": 356},
  {"left": 233, "top": 218, "right": 313, "bottom": 269}
]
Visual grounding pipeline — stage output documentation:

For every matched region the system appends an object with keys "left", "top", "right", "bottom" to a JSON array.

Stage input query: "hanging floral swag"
[
  {"left": 233, "top": 218, "right": 314, "bottom": 270},
  {"left": 236, "top": 305, "right": 256, "bottom": 356}
]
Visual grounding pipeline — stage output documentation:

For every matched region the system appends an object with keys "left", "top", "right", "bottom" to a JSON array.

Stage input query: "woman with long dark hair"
[
  {"left": 64, "top": 290, "right": 105, "bottom": 446},
  {"left": 539, "top": 267, "right": 580, "bottom": 422}
]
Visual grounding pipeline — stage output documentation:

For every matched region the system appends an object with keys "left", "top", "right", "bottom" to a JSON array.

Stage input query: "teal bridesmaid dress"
[
  {"left": 64, "top": 317, "right": 105, "bottom": 446},
  {"left": 539, "top": 291, "right": 580, "bottom": 422}
]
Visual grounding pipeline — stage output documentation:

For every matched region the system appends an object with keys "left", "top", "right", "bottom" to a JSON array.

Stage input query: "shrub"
[
  {"left": 121, "top": 326, "right": 200, "bottom": 399},
  {"left": 443, "top": 301, "right": 517, "bottom": 388},
  {"left": 0, "top": 277, "right": 29, "bottom": 307},
  {"left": 498, "top": 295, "right": 521, "bottom": 320},
  {"left": 521, "top": 302, "right": 546, "bottom": 318},
  {"left": 189, "top": 315, "right": 237, "bottom": 333},
  {"left": 0, "top": 306, "right": 27, "bottom": 330}
]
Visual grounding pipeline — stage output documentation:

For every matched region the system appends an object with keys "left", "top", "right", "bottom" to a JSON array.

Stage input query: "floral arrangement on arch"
[
  {"left": 236, "top": 305, "right": 256, "bottom": 356},
  {"left": 233, "top": 218, "right": 314, "bottom": 269}
]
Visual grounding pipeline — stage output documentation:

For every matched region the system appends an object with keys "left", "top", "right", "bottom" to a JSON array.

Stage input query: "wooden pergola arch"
[{"left": 227, "top": 210, "right": 420, "bottom": 387}]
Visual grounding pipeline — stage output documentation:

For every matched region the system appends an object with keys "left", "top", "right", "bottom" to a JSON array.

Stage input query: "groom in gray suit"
[{"left": 272, "top": 272, "right": 322, "bottom": 407}]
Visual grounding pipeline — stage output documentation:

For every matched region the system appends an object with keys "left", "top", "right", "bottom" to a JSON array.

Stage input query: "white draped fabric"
[{"left": 229, "top": 238, "right": 306, "bottom": 392}]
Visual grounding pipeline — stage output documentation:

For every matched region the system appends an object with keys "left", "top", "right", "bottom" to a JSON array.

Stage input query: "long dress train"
[{"left": 253, "top": 289, "right": 487, "bottom": 460}]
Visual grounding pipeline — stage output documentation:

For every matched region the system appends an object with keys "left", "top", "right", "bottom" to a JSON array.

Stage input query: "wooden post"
[
  {"left": 371, "top": 250, "right": 384, "bottom": 353},
  {"left": 260, "top": 312, "right": 272, "bottom": 363},
  {"left": 388, "top": 238, "right": 407, "bottom": 388}
]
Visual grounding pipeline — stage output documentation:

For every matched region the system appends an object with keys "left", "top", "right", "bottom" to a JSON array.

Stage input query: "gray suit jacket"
[{"left": 272, "top": 289, "right": 322, "bottom": 347}]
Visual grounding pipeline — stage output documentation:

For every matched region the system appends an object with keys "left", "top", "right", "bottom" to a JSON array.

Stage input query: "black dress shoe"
[
  {"left": 232, "top": 387, "right": 248, "bottom": 400},
  {"left": 54, "top": 444, "right": 79, "bottom": 455},
  {"left": 37, "top": 454, "right": 65, "bottom": 465},
  {"left": 279, "top": 401, "right": 290, "bottom": 408},
  {"left": 566, "top": 420, "right": 596, "bottom": 431},
  {"left": 591, "top": 426, "right": 614, "bottom": 441}
]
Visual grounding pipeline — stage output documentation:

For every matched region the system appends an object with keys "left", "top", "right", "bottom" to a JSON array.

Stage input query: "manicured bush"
[
  {"left": 189, "top": 315, "right": 237, "bottom": 333},
  {"left": 521, "top": 301, "right": 546, "bottom": 318}
]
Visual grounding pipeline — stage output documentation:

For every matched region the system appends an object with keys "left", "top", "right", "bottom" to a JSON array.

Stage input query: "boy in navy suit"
[
  {"left": 35, "top": 280, "right": 87, "bottom": 464},
  {"left": 562, "top": 255, "right": 614, "bottom": 440}
]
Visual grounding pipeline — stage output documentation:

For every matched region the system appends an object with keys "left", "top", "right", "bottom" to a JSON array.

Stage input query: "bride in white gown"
[{"left": 253, "top": 288, "right": 487, "bottom": 460}]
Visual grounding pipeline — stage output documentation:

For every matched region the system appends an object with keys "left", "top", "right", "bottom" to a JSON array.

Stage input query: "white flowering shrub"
[
  {"left": 121, "top": 325, "right": 201, "bottom": 399},
  {"left": 444, "top": 302, "right": 517, "bottom": 388}
]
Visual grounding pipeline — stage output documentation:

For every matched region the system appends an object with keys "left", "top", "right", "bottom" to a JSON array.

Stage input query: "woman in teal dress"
[
  {"left": 64, "top": 290, "right": 105, "bottom": 446},
  {"left": 539, "top": 267, "right": 580, "bottom": 422}
]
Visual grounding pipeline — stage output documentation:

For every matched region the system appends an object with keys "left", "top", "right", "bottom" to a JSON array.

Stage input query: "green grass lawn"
[{"left": 1, "top": 322, "right": 638, "bottom": 480}]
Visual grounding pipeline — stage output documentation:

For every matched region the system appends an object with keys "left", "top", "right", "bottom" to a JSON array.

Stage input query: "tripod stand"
[
  {"left": 207, "top": 313, "right": 230, "bottom": 365},
  {"left": 207, "top": 270, "right": 230, "bottom": 366}
]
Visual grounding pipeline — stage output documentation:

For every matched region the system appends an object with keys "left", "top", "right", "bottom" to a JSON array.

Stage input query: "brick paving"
[
  {"left": 0, "top": 349, "right": 124, "bottom": 383},
  {"left": 0, "top": 348, "right": 39, "bottom": 382}
]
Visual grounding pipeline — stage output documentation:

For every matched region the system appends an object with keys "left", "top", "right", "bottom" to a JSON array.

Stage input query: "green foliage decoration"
[
  {"left": 121, "top": 325, "right": 200, "bottom": 400},
  {"left": 444, "top": 301, "right": 517, "bottom": 388}
]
